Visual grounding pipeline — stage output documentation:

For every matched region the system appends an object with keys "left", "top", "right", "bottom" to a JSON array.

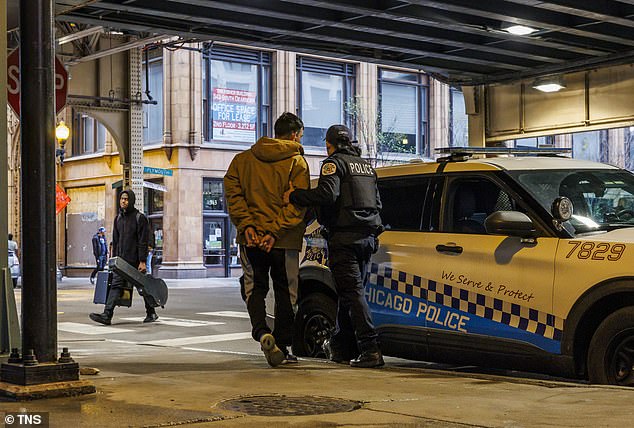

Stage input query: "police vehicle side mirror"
[{"left": 485, "top": 211, "right": 536, "bottom": 239}]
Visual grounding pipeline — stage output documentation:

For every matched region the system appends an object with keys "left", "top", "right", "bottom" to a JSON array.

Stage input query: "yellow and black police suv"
[{"left": 292, "top": 147, "right": 634, "bottom": 386}]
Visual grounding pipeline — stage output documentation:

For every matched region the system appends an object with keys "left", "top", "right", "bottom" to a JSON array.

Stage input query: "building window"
[
  {"left": 71, "top": 111, "right": 107, "bottom": 156},
  {"left": 513, "top": 136, "right": 555, "bottom": 148},
  {"left": 573, "top": 130, "right": 608, "bottom": 163},
  {"left": 142, "top": 49, "right": 164, "bottom": 145},
  {"left": 203, "top": 45, "right": 271, "bottom": 144},
  {"left": 378, "top": 69, "right": 429, "bottom": 156},
  {"left": 450, "top": 88, "right": 468, "bottom": 147},
  {"left": 297, "top": 57, "right": 355, "bottom": 147},
  {"left": 203, "top": 178, "right": 226, "bottom": 212},
  {"left": 627, "top": 127, "right": 634, "bottom": 171}
]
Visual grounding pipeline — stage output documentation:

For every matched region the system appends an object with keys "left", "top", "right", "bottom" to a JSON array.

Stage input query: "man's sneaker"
[
  {"left": 143, "top": 313, "right": 159, "bottom": 323},
  {"left": 259, "top": 333, "right": 284, "bottom": 367},
  {"left": 89, "top": 312, "right": 112, "bottom": 326},
  {"left": 350, "top": 350, "right": 385, "bottom": 368},
  {"left": 281, "top": 347, "right": 298, "bottom": 364}
]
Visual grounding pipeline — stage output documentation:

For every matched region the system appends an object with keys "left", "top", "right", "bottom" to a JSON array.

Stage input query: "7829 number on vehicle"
[{"left": 565, "top": 241, "right": 626, "bottom": 261}]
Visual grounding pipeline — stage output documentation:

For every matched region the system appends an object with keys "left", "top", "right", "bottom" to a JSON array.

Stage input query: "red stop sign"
[{"left": 7, "top": 48, "right": 68, "bottom": 116}]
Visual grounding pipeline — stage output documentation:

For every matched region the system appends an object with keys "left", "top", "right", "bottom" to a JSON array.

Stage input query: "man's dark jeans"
[{"left": 240, "top": 246, "right": 296, "bottom": 347}]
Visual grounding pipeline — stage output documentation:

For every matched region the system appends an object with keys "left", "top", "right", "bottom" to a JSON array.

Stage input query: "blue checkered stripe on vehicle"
[{"left": 368, "top": 264, "right": 564, "bottom": 341}]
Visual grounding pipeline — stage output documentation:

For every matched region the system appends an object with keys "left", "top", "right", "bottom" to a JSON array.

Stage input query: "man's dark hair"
[
  {"left": 8, "top": 233, "right": 13, "bottom": 240},
  {"left": 274, "top": 112, "right": 304, "bottom": 138}
]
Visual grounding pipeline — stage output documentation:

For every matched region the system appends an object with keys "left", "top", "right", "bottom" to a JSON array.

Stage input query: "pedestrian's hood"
[{"left": 251, "top": 137, "right": 304, "bottom": 162}]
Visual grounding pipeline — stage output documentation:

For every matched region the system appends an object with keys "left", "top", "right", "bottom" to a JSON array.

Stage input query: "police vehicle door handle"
[{"left": 435, "top": 244, "right": 463, "bottom": 254}]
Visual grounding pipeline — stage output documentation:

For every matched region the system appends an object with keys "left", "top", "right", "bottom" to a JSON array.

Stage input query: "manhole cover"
[{"left": 219, "top": 395, "right": 362, "bottom": 416}]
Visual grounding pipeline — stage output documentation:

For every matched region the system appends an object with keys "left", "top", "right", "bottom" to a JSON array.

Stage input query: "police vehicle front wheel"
[
  {"left": 587, "top": 306, "right": 634, "bottom": 386},
  {"left": 292, "top": 292, "right": 336, "bottom": 358}
]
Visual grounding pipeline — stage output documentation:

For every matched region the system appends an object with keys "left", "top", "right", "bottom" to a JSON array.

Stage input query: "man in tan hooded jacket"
[{"left": 224, "top": 112, "right": 310, "bottom": 367}]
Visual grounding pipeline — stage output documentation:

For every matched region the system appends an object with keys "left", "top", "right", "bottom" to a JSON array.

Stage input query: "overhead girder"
[{"left": 54, "top": 0, "right": 634, "bottom": 86}]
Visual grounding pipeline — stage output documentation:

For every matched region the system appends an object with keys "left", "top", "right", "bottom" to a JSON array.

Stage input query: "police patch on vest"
[{"left": 321, "top": 162, "right": 337, "bottom": 176}]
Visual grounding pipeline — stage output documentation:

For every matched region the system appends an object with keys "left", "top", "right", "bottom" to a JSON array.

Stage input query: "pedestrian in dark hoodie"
[{"left": 89, "top": 189, "right": 158, "bottom": 325}]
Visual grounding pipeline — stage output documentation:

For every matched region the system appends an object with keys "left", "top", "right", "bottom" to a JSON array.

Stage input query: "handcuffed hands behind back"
[{"left": 244, "top": 226, "right": 275, "bottom": 253}]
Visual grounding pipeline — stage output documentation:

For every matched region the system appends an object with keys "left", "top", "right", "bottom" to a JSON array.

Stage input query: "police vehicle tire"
[
  {"left": 292, "top": 292, "right": 336, "bottom": 358},
  {"left": 587, "top": 306, "right": 634, "bottom": 386}
]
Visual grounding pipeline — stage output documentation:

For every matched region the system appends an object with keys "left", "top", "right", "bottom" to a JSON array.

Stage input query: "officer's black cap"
[{"left": 324, "top": 124, "right": 352, "bottom": 144}]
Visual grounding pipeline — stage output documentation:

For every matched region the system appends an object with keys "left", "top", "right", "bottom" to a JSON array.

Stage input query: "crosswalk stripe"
[
  {"left": 143, "top": 332, "right": 252, "bottom": 346},
  {"left": 59, "top": 322, "right": 133, "bottom": 335},
  {"left": 198, "top": 311, "right": 250, "bottom": 319},
  {"left": 119, "top": 317, "right": 225, "bottom": 327}
]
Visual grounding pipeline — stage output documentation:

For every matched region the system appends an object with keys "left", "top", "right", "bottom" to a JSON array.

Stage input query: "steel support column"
[
  {"left": 19, "top": 0, "right": 57, "bottom": 363},
  {"left": 126, "top": 46, "right": 144, "bottom": 208},
  {"left": 0, "top": 0, "right": 7, "bottom": 271}
]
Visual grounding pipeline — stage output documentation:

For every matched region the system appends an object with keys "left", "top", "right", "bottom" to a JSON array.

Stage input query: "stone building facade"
[{"left": 15, "top": 40, "right": 633, "bottom": 279}]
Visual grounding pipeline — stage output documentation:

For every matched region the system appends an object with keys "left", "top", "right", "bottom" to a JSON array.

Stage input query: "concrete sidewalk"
[{"left": 0, "top": 337, "right": 633, "bottom": 427}]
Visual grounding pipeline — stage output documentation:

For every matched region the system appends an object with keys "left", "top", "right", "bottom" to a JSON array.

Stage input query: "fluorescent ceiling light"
[
  {"left": 504, "top": 25, "right": 538, "bottom": 36},
  {"left": 532, "top": 76, "right": 566, "bottom": 93},
  {"left": 533, "top": 83, "right": 565, "bottom": 92}
]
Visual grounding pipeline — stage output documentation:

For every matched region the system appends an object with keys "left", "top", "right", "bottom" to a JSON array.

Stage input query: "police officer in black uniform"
[{"left": 284, "top": 124, "right": 384, "bottom": 368}]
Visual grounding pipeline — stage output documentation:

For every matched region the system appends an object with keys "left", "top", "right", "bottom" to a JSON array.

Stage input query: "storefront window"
[
  {"left": 203, "top": 218, "right": 225, "bottom": 266},
  {"left": 143, "top": 181, "right": 165, "bottom": 214},
  {"left": 142, "top": 50, "right": 164, "bottom": 145},
  {"left": 143, "top": 180, "right": 164, "bottom": 273},
  {"left": 378, "top": 69, "right": 428, "bottom": 156},
  {"left": 297, "top": 57, "right": 355, "bottom": 147},
  {"left": 203, "top": 45, "right": 271, "bottom": 143}
]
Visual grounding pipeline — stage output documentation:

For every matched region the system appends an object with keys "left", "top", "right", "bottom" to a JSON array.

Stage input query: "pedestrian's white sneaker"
[{"left": 260, "top": 333, "right": 284, "bottom": 367}]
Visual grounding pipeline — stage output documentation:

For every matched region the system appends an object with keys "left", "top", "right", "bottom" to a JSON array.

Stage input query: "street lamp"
[{"left": 55, "top": 121, "right": 70, "bottom": 165}]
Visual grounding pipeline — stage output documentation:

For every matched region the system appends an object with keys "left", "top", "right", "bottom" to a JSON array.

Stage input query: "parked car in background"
[{"left": 293, "top": 147, "right": 634, "bottom": 387}]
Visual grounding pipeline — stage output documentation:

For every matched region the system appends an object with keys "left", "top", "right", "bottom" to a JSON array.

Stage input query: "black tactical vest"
[
  {"left": 338, "top": 153, "right": 377, "bottom": 211},
  {"left": 329, "top": 152, "right": 381, "bottom": 234}
]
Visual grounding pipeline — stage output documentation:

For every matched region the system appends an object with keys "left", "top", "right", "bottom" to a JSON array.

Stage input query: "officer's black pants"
[
  {"left": 239, "top": 246, "right": 298, "bottom": 347},
  {"left": 328, "top": 234, "right": 379, "bottom": 354}
]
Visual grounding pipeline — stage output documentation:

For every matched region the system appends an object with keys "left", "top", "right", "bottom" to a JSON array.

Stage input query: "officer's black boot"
[{"left": 350, "top": 349, "right": 384, "bottom": 368}]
